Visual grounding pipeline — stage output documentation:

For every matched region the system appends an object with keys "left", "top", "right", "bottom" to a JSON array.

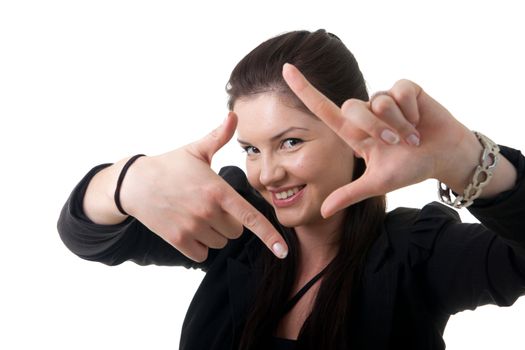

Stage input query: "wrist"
[
  {"left": 437, "top": 131, "right": 509, "bottom": 208},
  {"left": 83, "top": 161, "right": 129, "bottom": 225},
  {"left": 114, "top": 154, "right": 146, "bottom": 216},
  {"left": 438, "top": 130, "right": 484, "bottom": 194}
]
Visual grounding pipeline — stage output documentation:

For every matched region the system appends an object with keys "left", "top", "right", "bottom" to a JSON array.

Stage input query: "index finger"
[
  {"left": 218, "top": 184, "right": 289, "bottom": 259},
  {"left": 282, "top": 63, "right": 345, "bottom": 134}
]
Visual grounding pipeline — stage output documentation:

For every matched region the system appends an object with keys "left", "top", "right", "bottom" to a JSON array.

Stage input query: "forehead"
[{"left": 234, "top": 93, "right": 321, "bottom": 138}]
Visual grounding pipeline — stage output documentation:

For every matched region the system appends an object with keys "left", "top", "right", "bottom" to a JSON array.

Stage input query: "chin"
[
  {"left": 272, "top": 212, "right": 298, "bottom": 228},
  {"left": 274, "top": 211, "right": 320, "bottom": 229}
]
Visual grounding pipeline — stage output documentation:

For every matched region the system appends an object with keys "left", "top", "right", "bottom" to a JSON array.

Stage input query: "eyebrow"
[{"left": 237, "top": 126, "right": 310, "bottom": 145}]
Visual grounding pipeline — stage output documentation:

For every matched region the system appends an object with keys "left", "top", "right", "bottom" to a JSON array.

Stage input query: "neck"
[{"left": 294, "top": 210, "right": 346, "bottom": 273}]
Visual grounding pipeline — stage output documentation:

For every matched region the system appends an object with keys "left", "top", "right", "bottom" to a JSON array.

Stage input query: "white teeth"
[{"left": 275, "top": 186, "right": 302, "bottom": 200}]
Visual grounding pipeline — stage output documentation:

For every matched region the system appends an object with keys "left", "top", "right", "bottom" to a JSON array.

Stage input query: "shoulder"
[
  {"left": 218, "top": 165, "right": 250, "bottom": 190},
  {"left": 385, "top": 201, "right": 460, "bottom": 230},
  {"left": 383, "top": 201, "right": 462, "bottom": 265}
]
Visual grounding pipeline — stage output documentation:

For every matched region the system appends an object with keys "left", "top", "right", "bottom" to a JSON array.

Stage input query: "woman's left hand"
[{"left": 282, "top": 63, "right": 482, "bottom": 218}]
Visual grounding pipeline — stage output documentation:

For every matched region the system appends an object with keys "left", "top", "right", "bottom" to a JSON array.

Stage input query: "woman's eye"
[
  {"left": 243, "top": 146, "right": 259, "bottom": 155},
  {"left": 282, "top": 138, "right": 303, "bottom": 149}
]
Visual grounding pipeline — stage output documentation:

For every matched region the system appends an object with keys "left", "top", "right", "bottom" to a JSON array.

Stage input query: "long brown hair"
[{"left": 226, "top": 29, "right": 387, "bottom": 350}]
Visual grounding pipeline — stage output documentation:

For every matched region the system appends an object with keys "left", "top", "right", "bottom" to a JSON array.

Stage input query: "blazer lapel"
[
  {"left": 226, "top": 236, "right": 262, "bottom": 331},
  {"left": 359, "top": 225, "right": 400, "bottom": 349},
  {"left": 225, "top": 226, "right": 399, "bottom": 349}
]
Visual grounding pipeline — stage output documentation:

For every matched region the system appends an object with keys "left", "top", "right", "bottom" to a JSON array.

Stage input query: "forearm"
[
  {"left": 83, "top": 156, "right": 135, "bottom": 225},
  {"left": 422, "top": 144, "right": 525, "bottom": 315},
  {"left": 58, "top": 161, "right": 194, "bottom": 267}
]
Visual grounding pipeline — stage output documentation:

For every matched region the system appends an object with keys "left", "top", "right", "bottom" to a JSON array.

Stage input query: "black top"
[
  {"left": 270, "top": 337, "right": 296, "bottom": 349},
  {"left": 269, "top": 266, "right": 327, "bottom": 349},
  {"left": 57, "top": 145, "right": 525, "bottom": 350}
]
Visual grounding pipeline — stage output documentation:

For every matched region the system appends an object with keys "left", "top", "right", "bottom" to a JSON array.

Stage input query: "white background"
[{"left": 1, "top": 0, "right": 524, "bottom": 349}]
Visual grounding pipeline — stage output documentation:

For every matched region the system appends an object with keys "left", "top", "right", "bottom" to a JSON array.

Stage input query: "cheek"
[
  {"left": 300, "top": 146, "right": 355, "bottom": 187},
  {"left": 245, "top": 162, "right": 262, "bottom": 190},
  {"left": 293, "top": 150, "right": 330, "bottom": 179}
]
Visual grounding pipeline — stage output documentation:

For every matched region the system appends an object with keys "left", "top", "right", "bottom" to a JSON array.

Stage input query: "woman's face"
[{"left": 234, "top": 92, "right": 356, "bottom": 228}]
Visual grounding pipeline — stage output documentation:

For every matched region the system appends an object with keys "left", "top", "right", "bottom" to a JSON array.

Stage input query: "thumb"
[
  {"left": 320, "top": 176, "right": 379, "bottom": 218},
  {"left": 193, "top": 112, "right": 238, "bottom": 164}
]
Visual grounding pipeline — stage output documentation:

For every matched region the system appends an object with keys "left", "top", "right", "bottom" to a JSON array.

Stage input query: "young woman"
[{"left": 58, "top": 29, "right": 525, "bottom": 349}]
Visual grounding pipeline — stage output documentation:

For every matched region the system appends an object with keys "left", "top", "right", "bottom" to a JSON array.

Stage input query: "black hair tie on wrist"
[{"left": 114, "top": 154, "right": 146, "bottom": 216}]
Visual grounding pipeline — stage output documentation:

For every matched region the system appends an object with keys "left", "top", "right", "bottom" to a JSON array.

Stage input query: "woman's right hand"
[{"left": 85, "top": 113, "right": 288, "bottom": 263}]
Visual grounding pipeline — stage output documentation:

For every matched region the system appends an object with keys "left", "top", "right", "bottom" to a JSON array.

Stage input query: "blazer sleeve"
[
  {"left": 57, "top": 164, "right": 263, "bottom": 272},
  {"left": 409, "top": 145, "right": 525, "bottom": 315}
]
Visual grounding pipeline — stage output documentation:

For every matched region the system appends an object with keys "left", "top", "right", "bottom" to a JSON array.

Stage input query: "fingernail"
[
  {"left": 272, "top": 242, "right": 288, "bottom": 259},
  {"left": 406, "top": 133, "right": 420, "bottom": 146},
  {"left": 282, "top": 63, "right": 290, "bottom": 76},
  {"left": 381, "top": 129, "right": 400, "bottom": 144}
]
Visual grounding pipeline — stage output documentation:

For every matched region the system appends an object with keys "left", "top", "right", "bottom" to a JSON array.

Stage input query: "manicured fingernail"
[
  {"left": 381, "top": 129, "right": 400, "bottom": 144},
  {"left": 272, "top": 242, "right": 288, "bottom": 259},
  {"left": 406, "top": 133, "right": 420, "bottom": 146}
]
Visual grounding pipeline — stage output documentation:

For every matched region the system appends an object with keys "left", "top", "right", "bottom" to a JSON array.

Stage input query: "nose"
[{"left": 259, "top": 154, "right": 285, "bottom": 187}]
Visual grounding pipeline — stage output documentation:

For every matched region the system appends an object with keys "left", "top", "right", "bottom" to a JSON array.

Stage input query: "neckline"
[
  {"left": 280, "top": 265, "right": 328, "bottom": 317},
  {"left": 273, "top": 336, "right": 297, "bottom": 343}
]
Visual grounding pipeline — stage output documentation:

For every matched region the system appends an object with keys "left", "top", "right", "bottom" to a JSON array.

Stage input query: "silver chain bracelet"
[{"left": 438, "top": 131, "right": 500, "bottom": 209}]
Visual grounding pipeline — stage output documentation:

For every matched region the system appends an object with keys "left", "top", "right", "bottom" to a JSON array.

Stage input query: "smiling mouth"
[
  {"left": 270, "top": 185, "right": 306, "bottom": 208},
  {"left": 275, "top": 185, "right": 305, "bottom": 199}
]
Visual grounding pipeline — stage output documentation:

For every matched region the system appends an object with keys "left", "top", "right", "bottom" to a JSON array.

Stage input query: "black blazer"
[{"left": 58, "top": 145, "right": 525, "bottom": 350}]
